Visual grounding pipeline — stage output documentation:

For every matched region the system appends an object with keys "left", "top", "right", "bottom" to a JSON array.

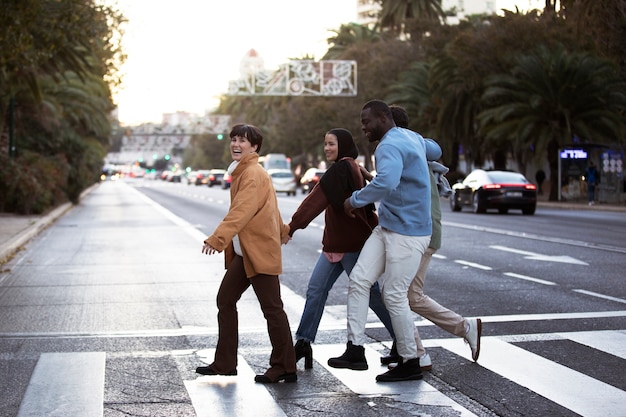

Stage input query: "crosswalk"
[{"left": 13, "top": 329, "right": 626, "bottom": 417}]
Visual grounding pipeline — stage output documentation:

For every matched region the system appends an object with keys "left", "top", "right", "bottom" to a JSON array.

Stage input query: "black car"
[
  {"left": 450, "top": 169, "right": 537, "bottom": 215},
  {"left": 190, "top": 170, "right": 211, "bottom": 186},
  {"left": 300, "top": 168, "right": 326, "bottom": 194},
  {"left": 203, "top": 169, "right": 226, "bottom": 187}
]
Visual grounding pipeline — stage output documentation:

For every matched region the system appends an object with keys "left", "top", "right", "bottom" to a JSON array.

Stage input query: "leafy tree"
[
  {"left": 0, "top": 0, "right": 126, "bottom": 212},
  {"left": 479, "top": 45, "right": 626, "bottom": 201},
  {"left": 0, "top": 0, "right": 125, "bottom": 131}
]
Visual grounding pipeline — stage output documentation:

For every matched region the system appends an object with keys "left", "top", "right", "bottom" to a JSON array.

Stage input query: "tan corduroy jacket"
[{"left": 204, "top": 153, "right": 290, "bottom": 278}]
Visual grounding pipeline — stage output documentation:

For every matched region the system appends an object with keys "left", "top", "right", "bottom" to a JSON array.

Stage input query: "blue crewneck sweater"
[{"left": 350, "top": 127, "right": 441, "bottom": 237}]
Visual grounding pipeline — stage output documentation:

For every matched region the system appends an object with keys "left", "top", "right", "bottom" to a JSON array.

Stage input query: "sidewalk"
[
  {"left": 1, "top": 185, "right": 624, "bottom": 265},
  {"left": 0, "top": 183, "right": 98, "bottom": 265}
]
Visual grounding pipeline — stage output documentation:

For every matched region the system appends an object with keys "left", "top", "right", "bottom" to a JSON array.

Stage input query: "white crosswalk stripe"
[
  {"left": 13, "top": 329, "right": 625, "bottom": 417},
  {"left": 437, "top": 334, "right": 626, "bottom": 417},
  {"left": 17, "top": 352, "right": 105, "bottom": 417},
  {"left": 185, "top": 349, "right": 287, "bottom": 417},
  {"left": 315, "top": 343, "right": 479, "bottom": 416}
]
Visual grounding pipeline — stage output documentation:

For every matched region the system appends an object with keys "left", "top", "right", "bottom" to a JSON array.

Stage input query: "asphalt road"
[{"left": 1, "top": 178, "right": 625, "bottom": 417}]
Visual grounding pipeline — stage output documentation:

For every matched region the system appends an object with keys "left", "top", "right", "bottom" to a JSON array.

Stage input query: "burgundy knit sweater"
[{"left": 289, "top": 159, "right": 378, "bottom": 253}]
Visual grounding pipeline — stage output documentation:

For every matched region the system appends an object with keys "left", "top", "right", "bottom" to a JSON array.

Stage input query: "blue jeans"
[
  {"left": 588, "top": 183, "right": 596, "bottom": 202},
  {"left": 296, "top": 251, "right": 395, "bottom": 342}
]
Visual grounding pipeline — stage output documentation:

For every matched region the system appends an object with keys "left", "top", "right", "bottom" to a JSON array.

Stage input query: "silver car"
[{"left": 267, "top": 169, "right": 297, "bottom": 196}]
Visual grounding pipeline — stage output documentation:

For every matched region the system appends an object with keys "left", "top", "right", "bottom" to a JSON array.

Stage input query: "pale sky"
[
  {"left": 110, "top": 0, "right": 357, "bottom": 125},
  {"left": 109, "top": 0, "right": 543, "bottom": 126}
]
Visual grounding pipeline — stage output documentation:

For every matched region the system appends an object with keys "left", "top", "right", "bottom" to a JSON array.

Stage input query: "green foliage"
[
  {"left": 0, "top": 151, "right": 70, "bottom": 214},
  {"left": 183, "top": 134, "right": 231, "bottom": 170},
  {"left": 0, "top": 0, "right": 125, "bottom": 213},
  {"left": 479, "top": 44, "right": 626, "bottom": 199}
]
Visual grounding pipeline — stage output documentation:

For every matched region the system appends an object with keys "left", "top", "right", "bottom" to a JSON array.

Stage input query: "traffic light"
[{"left": 217, "top": 134, "right": 224, "bottom": 140}]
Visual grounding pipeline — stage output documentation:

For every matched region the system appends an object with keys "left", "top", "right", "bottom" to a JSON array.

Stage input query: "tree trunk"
[{"left": 547, "top": 137, "right": 560, "bottom": 201}]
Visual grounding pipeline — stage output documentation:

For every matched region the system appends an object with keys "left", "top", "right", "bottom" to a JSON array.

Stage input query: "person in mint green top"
[{"left": 328, "top": 99, "right": 441, "bottom": 382}]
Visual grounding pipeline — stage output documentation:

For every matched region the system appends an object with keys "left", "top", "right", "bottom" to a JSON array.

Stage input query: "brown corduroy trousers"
[{"left": 211, "top": 255, "right": 296, "bottom": 379}]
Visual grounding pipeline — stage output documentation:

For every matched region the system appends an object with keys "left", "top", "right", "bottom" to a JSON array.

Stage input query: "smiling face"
[
  {"left": 324, "top": 133, "right": 339, "bottom": 162},
  {"left": 360, "top": 107, "right": 385, "bottom": 143},
  {"left": 230, "top": 135, "right": 258, "bottom": 161}
]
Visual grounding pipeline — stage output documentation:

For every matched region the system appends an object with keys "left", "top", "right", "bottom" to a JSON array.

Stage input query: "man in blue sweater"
[{"left": 328, "top": 99, "right": 441, "bottom": 382}]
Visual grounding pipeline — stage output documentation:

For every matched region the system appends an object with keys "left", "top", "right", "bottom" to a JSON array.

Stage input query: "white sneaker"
[
  {"left": 464, "top": 318, "right": 482, "bottom": 362},
  {"left": 419, "top": 353, "right": 432, "bottom": 371}
]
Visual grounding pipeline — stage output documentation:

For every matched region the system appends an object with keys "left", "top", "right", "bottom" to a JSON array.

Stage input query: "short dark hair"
[
  {"left": 362, "top": 99, "right": 391, "bottom": 119},
  {"left": 390, "top": 104, "right": 409, "bottom": 128},
  {"left": 230, "top": 124, "right": 263, "bottom": 153}
]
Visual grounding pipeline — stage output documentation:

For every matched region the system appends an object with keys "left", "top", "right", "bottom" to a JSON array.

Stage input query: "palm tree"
[
  {"left": 377, "top": 0, "right": 446, "bottom": 38},
  {"left": 479, "top": 45, "right": 626, "bottom": 201},
  {"left": 323, "top": 23, "right": 384, "bottom": 60}
]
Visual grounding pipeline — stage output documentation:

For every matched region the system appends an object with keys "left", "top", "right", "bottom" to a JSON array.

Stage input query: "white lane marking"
[
  {"left": 436, "top": 336, "right": 626, "bottom": 417},
  {"left": 185, "top": 349, "right": 286, "bottom": 417},
  {"left": 443, "top": 220, "right": 626, "bottom": 254},
  {"left": 559, "top": 330, "right": 626, "bottom": 359},
  {"left": 17, "top": 352, "right": 105, "bottom": 417},
  {"left": 490, "top": 245, "right": 588, "bottom": 265},
  {"left": 315, "top": 344, "right": 478, "bottom": 417},
  {"left": 503, "top": 272, "right": 556, "bottom": 286},
  {"left": 454, "top": 260, "right": 492, "bottom": 270},
  {"left": 3, "top": 311, "right": 626, "bottom": 340},
  {"left": 573, "top": 289, "right": 626, "bottom": 304}
]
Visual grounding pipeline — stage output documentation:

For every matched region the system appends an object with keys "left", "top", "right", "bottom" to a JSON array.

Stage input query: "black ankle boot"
[
  {"left": 294, "top": 339, "right": 313, "bottom": 369},
  {"left": 380, "top": 340, "right": 400, "bottom": 365},
  {"left": 327, "top": 341, "right": 368, "bottom": 370}
]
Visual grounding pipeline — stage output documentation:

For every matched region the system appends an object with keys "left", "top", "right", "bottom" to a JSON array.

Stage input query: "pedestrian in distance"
[
  {"left": 288, "top": 128, "right": 397, "bottom": 370},
  {"left": 328, "top": 99, "right": 441, "bottom": 382},
  {"left": 585, "top": 160, "right": 599, "bottom": 206},
  {"left": 380, "top": 105, "right": 481, "bottom": 370},
  {"left": 195, "top": 123, "right": 296, "bottom": 384},
  {"left": 535, "top": 169, "right": 546, "bottom": 196}
]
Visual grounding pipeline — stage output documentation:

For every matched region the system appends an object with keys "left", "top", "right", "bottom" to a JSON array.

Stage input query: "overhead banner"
[{"left": 228, "top": 60, "right": 357, "bottom": 97}]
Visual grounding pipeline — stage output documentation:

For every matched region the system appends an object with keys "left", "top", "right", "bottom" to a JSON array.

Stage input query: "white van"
[{"left": 259, "top": 153, "right": 290, "bottom": 171}]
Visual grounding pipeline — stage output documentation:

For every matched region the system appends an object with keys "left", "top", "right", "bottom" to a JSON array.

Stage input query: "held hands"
[
  {"left": 343, "top": 198, "right": 356, "bottom": 218},
  {"left": 202, "top": 242, "right": 218, "bottom": 255}
]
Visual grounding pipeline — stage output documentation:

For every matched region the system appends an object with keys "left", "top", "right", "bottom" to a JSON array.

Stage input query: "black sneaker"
[
  {"left": 376, "top": 358, "right": 422, "bottom": 382},
  {"left": 328, "top": 341, "right": 368, "bottom": 370}
]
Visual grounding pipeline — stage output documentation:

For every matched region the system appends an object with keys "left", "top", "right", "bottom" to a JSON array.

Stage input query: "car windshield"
[{"left": 488, "top": 172, "right": 528, "bottom": 183}]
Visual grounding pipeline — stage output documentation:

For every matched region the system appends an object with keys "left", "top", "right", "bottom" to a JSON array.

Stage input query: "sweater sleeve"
[
  {"left": 205, "top": 171, "right": 258, "bottom": 251},
  {"left": 288, "top": 183, "right": 329, "bottom": 236},
  {"left": 350, "top": 142, "right": 401, "bottom": 208}
]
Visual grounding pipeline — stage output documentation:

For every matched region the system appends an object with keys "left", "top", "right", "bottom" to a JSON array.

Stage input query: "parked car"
[
  {"left": 168, "top": 170, "right": 184, "bottom": 183},
  {"left": 220, "top": 172, "right": 232, "bottom": 189},
  {"left": 190, "top": 169, "right": 211, "bottom": 186},
  {"left": 267, "top": 169, "right": 297, "bottom": 196},
  {"left": 186, "top": 170, "right": 209, "bottom": 185},
  {"left": 450, "top": 169, "right": 537, "bottom": 215},
  {"left": 203, "top": 169, "right": 226, "bottom": 187},
  {"left": 300, "top": 168, "right": 326, "bottom": 194}
]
